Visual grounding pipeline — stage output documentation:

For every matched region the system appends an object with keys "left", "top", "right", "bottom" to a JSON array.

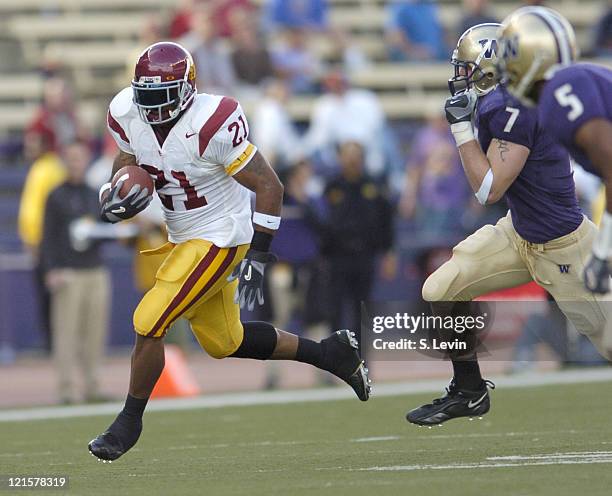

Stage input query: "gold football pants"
[{"left": 133, "top": 239, "right": 248, "bottom": 358}]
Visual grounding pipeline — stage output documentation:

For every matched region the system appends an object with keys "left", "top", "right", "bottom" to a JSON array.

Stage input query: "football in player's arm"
[{"left": 88, "top": 42, "right": 371, "bottom": 463}]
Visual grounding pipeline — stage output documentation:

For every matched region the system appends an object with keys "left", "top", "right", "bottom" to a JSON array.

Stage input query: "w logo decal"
[
  {"left": 478, "top": 39, "right": 498, "bottom": 59},
  {"left": 558, "top": 264, "right": 571, "bottom": 274}
]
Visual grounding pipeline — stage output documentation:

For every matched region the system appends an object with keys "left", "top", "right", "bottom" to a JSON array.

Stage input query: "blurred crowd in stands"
[{"left": 4, "top": 0, "right": 612, "bottom": 392}]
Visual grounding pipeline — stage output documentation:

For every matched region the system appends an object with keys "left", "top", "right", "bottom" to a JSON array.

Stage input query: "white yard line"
[
  {"left": 358, "top": 451, "right": 612, "bottom": 471},
  {"left": 351, "top": 436, "right": 402, "bottom": 443},
  {"left": 2, "top": 367, "right": 612, "bottom": 423}
]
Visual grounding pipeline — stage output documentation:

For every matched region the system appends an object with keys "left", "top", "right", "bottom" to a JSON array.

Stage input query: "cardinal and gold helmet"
[
  {"left": 449, "top": 23, "right": 501, "bottom": 96},
  {"left": 497, "top": 6, "right": 578, "bottom": 105}
]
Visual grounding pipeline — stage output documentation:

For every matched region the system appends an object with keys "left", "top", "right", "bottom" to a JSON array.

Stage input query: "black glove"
[
  {"left": 444, "top": 90, "right": 478, "bottom": 125},
  {"left": 228, "top": 249, "right": 277, "bottom": 311},
  {"left": 100, "top": 179, "right": 152, "bottom": 223},
  {"left": 584, "top": 254, "right": 611, "bottom": 294}
]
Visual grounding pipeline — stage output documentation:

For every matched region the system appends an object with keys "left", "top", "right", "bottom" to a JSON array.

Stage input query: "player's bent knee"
[
  {"left": 133, "top": 287, "right": 174, "bottom": 338},
  {"left": 422, "top": 260, "right": 460, "bottom": 302},
  {"left": 192, "top": 320, "right": 244, "bottom": 359},
  {"left": 230, "top": 321, "right": 278, "bottom": 360}
]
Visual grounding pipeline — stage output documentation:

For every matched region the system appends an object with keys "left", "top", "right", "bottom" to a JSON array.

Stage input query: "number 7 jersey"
[
  {"left": 474, "top": 86, "right": 582, "bottom": 244},
  {"left": 107, "top": 88, "right": 256, "bottom": 247}
]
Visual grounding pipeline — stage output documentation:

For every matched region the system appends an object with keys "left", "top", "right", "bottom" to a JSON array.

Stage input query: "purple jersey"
[
  {"left": 539, "top": 63, "right": 612, "bottom": 178},
  {"left": 475, "top": 87, "right": 583, "bottom": 243}
]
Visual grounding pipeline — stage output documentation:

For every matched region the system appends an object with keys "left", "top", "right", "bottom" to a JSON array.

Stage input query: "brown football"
[{"left": 111, "top": 165, "right": 155, "bottom": 200}]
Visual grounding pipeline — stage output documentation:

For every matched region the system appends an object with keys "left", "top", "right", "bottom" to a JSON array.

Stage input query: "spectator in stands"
[
  {"left": 24, "top": 76, "right": 82, "bottom": 159},
  {"left": 319, "top": 141, "right": 394, "bottom": 333},
  {"left": 385, "top": 0, "right": 448, "bottom": 61},
  {"left": 252, "top": 80, "right": 304, "bottom": 169},
  {"left": 271, "top": 27, "right": 322, "bottom": 94},
  {"left": 398, "top": 108, "right": 469, "bottom": 235},
  {"left": 265, "top": 0, "right": 328, "bottom": 31},
  {"left": 325, "top": 28, "right": 371, "bottom": 75},
  {"left": 265, "top": 160, "right": 323, "bottom": 388},
  {"left": 179, "top": 4, "right": 236, "bottom": 95},
  {"left": 86, "top": 134, "right": 117, "bottom": 190},
  {"left": 230, "top": 10, "right": 274, "bottom": 90},
  {"left": 41, "top": 141, "right": 110, "bottom": 404},
  {"left": 18, "top": 132, "right": 66, "bottom": 352},
  {"left": 594, "top": 2, "right": 612, "bottom": 57},
  {"left": 169, "top": 0, "right": 195, "bottom": 39},
  {"left": 305, "top": 70, "right": 386, "bottom": 176},
  {"left": 125, "top": 16, "right": 164, "bottom": 82},
  {"left": 211, "top": 0, "right": 256, "bottom": 39},
  {"left": 457, "top": 0, "right": 497, "bottom": 39}
]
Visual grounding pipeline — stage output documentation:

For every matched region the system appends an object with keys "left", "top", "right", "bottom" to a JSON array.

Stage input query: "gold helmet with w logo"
[
  {"left": 449, "top": 23, "right": 501, "bottom": 96},
  {"left": 497, "top": 7, "right": 578, "bottom": 105}
]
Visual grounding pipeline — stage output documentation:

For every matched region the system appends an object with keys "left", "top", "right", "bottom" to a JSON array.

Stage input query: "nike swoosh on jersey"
[
  {"left": 467, "top": 392, "right": 488, "bottom": 409},
  {"left": 185, "top": 132, "right": 197, "bottom": 139}
]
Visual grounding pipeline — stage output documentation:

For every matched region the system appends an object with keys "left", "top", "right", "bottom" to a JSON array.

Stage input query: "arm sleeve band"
[
  {"left": 593, "top": 211, "right": 612, "bottom": 259},
  {"left": 253, "top": 212, "right": 281, "bottom": 230},
  {"left": 475, "top": 169, "right": 494, "bottom": 205}
]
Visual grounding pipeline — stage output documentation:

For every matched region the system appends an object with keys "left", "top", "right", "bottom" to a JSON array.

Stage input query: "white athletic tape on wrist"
[
  {"left": 475, "top": 169, "right": 493, "bottom": 205},
  {"left": 99, "top": 182, "right": 112, "bottom": 203},
  {"left": 253, "top": 212, "right": 281, "bottom": 230},
  {"left": 450, "top": 121, "right": 476, "bottom": 147},
  {"left": 593, "top": 211, "right": 612, "bottom": 259}
]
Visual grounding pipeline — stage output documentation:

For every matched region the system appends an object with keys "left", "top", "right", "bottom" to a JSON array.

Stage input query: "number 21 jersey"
[{"left": 107, "top": 87, "right": 256, "bottom": 247}]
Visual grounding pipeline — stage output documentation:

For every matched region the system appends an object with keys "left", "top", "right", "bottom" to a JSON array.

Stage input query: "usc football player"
[{"left": 88, "top": 42, "right": 370, "bottom": 462}]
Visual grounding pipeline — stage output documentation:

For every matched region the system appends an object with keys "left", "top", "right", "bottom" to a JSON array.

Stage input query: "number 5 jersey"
[
  {"left": 107, "top": 88, "right": 256, "bottom": 247},
  {"left": 538, "top": 63, "right": 612, "bottom": 180}
]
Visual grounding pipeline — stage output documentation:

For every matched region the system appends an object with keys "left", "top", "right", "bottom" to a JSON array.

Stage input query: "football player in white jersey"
[{"left": 88, "top": 42, "right": 371, "bottom": 462}]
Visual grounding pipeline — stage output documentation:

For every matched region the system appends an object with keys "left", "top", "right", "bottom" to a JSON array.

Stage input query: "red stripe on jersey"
[
  {"left": 107, "top": 111, "right": 130, "bottom": 144},
  {"left": 198, "top": 97, "right": 238, "bottom": 156}
]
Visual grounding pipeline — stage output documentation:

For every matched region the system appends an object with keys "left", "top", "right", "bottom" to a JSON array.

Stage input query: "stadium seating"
[{"left": 0, "top": 0, "right": 609, "bottom": 138}]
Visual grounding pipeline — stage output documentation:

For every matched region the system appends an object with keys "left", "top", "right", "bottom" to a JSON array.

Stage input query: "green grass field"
[{"left": 2, "top": 381, "right": 611, "bottom": 496}]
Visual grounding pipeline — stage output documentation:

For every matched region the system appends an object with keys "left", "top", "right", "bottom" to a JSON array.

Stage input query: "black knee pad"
[{"left": 230, "top": 321, "right": 278, "bottom": 360}]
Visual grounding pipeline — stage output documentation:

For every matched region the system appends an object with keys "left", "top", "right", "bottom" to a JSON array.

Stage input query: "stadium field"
[{"left": 1, "top": 375, "right": 611, "bottom": 496}]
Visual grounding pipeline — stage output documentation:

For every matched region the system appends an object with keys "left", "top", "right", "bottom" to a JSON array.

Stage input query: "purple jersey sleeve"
[
  {"left": 539, "top": 67, "right": 607, "bottom": 149},
  {"left": 485, "top": 104, "right": 535, "bottom": 149}
]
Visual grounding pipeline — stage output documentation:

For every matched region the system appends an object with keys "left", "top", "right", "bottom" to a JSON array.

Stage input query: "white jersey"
[{"left": 107, "top": 88, "right": 256, "bottom": 247}]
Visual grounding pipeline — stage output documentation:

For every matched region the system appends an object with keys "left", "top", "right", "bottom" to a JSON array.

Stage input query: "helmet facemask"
[
  {"left": 448, "top": 57, "right": 490, "bottom": 96},
  {"left": 448, "top": 25, "right": 501, "bottom": 97},
  {"left": 132, "top": 77, "right": 194, "bottom": 125}
]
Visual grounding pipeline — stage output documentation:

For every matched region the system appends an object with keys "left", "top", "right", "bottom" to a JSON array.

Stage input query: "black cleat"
[
  {"left": 88, "top": 431, "right": 126, "bottom": 462},
  {"left": 321, "top": 330, "right": 371, "bottom": 401},
  {"left": 406, "top": 379, "right": 495, "bottom": 426},
  {"left": 88, "top": 414, "right": 142, "bottom": 462}
]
